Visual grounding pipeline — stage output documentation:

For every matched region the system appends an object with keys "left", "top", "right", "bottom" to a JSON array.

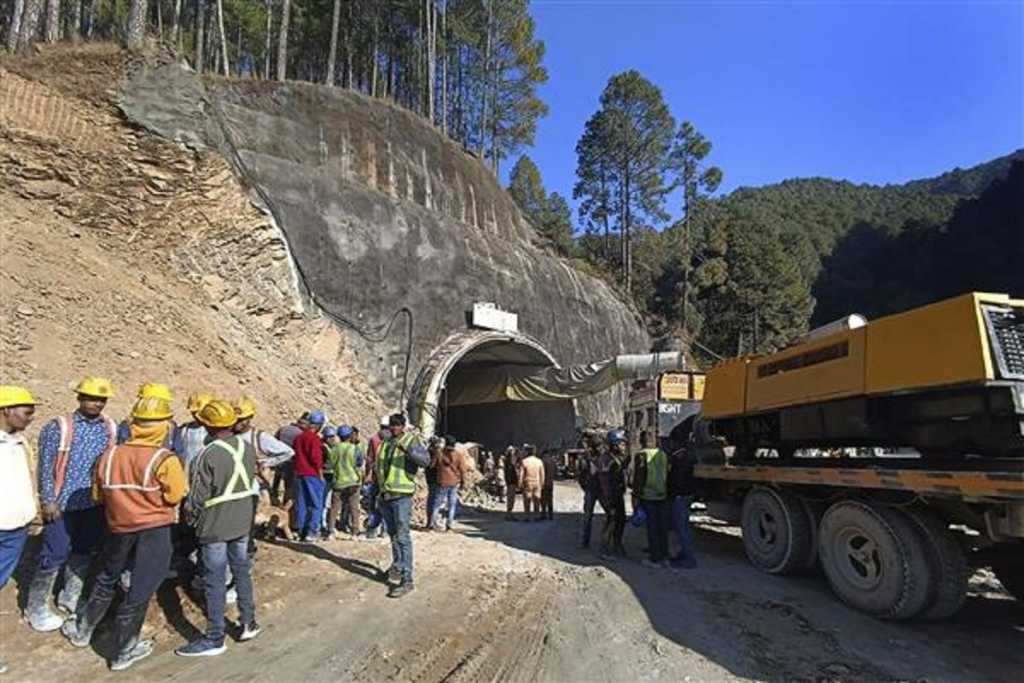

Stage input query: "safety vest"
[
  {"left": 202, "top": 438, "right": 259, "bottom": 509},
  {"left": 332, "top": 442, "right": 361, "bottom": 489},
  {"left": 97, "top": 444, "right": 175, "bottom": 533},
  {"left": 377, "top": 433, "right": 418, "bottom": 496},
  {"left": 640, "top": 448, "right": 668, "bottom": 501},
  {"left": 54, "top": 413, "right": 117, "bottom": 500}
]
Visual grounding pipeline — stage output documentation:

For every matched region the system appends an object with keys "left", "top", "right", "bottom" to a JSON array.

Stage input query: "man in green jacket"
[
  {"left": 176, "top": 400, "right": 261, "bottom": 657},
  {"left": 632, "top": 430, "right": 671, "bottom": 569},
  {"left": 326, "top": 425, "right": 364, "bottom": 539}
]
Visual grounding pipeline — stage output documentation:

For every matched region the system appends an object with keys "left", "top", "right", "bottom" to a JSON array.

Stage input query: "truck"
[
  {"left": 625, "top": 369, "right": 706, "bottom": 452},
  {"left": 637, "top": 292, "right": 1024, "bottom": 620}
]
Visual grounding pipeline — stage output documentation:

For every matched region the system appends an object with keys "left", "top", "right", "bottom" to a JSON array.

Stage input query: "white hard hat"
[{"left": 379, "top": 415, "right": 390, "bottom": 427}]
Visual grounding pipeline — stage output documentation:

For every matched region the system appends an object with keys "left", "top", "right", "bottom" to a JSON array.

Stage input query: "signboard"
[
  {"left": 660, "top": 373, "right": 691, "bottom": 401},
  {"left": 471, "top": 303, "right": 518, "bottom": 333},
  {"left": 692, "top": 374, "right": 706, "bottom": 400}
]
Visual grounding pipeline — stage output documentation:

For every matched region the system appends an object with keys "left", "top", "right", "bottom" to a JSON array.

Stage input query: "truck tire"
[
  {"left": 904, "top": 508, "right": 969, "bottom": 620},
  {"left": 740, "top": 487, "right": 813, "bottom": 575},
  {"left": 799, "top": 499, "right": 826, "bottom": 573},
  {"left": 818, "top": 501, "right": 934, "bottom": 619}
]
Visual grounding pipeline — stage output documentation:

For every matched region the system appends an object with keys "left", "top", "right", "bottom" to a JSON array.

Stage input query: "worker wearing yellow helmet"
[
  {"left": 176, "top": 392, "right": 215, "bottom": 473},
  {"left": 178, "top": 400, "right": 261, "bottom": 656},
  {"left": 232, "top": 396, "right": 295, "bottom": 491},
  {"left": 25, "top": 377, "right": 118, "bottom": 633},
  {"left": 0, "top": 386, "right": 37, "bottom": 675},
  {"left": 61, "top": 394, "right": 187, "bottom": 671},
  {"left": 116, "top": 383, "right": 179, "bottom": 448}
]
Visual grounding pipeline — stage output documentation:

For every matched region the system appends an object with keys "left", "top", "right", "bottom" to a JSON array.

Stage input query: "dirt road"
[{"left": 5, "top": 481, "right": 1022, "bottom": 682}]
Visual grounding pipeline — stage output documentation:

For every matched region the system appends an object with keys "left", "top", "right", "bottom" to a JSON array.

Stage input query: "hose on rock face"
[{"left": 203, "top": 84, "right": 414, "bottom": 409}]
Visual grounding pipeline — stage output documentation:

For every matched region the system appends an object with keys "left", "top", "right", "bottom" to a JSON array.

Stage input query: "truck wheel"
[
  {"left": 799, "top": 499, "right": 826, "bottom": 573},
  {"left": 818, "top": 501, "right": 934, "bottom": 619},
  {"left": 904, "top": 508, "right": 969, "bottom": 620},
  {"left": 990, "top": 557, "right": 1024, "bottom": 600},
  {"left": 740, "top": 487, "right": 813, "bottom": 575}
]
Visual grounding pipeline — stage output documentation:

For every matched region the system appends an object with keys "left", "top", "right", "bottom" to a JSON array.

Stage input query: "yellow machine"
[{"left": 701, "top": 292, "right": 1024, "bottom": 462}]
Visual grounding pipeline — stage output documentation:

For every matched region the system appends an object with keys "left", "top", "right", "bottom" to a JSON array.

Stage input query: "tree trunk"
[
  {"left": 236, "top": 20, "right": 242, "bottom": 76},
  {"left": 263, "top": 0, "right": 272, "bottom": 79},
  {"left": 125, "top": 0, "right": 146, "bottom": 47},
  {"left": 325, "top": 0, "right": 340, "bottom": 85},
  {"left": 478, "top": 0, "right": 492, "bottom": 158},
  {"left": 344, "top": 0, "right": 352, "bottom": 88},
  {"left": 17, "top": 0, "right": 44, "bottom": 51},
  {"left": 276, "top": 0, "right": 289, "bottom": 80},
  {"left": 172, "top": 0, "right": 181, "bottom": 49},
  {"left": 156, "top": 0, "right": 163, "bottom": 39},
  {"left": 6, "top": 0, "right": 25, "bottom": 52},
  {"left": 44, "top": 0, "right": 58, "bottom": 42},
  {"left": 215, "top": 0, "right": 228, "bottom": 76},
  {"left": 68, "top": 0, "right": 81, "bottom": 43},
  {"left": 370, "top": 10, "right": 378, "bottom": 97},
  {"left": 85, "top": 0, "right": 95, "bottom": 38},
  {"left": 194, "top": 0, "right": 206, "bottom": 72},
  {"left": 441, "top": 0, "right": 447, "bottom": 135}
]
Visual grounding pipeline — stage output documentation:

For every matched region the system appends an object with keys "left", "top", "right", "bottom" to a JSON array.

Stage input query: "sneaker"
[
  {"left": 61, "top": 618, "right": 92, "bottom": 648},
  {"left": 387, "top": 582, "right": 415, "bottom": 599},
  {"left": 26, "top": 609, "right": 64, "bottom": 633},
  {"left": 383, "top": 565, "right": 401, "bottom": 583},
  {"left": 176, "top": 637, "right": 227, "bottom": 657},
  {"left": 239, "top": 621, "right": 262, "bottom": 642},
  {"left": 110, "top": 639, "right": 154, "bottom": 671}
]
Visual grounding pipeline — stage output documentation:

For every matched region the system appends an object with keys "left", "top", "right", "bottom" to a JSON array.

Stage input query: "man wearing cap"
[
  {"left": 25, "top": 376, "right": 117, "bottom": 632},
  {"left": 292, "top": 410, "right": 326, "bottom": 543},
  {"left": 61, "top": 395, "right": 187, "bottom": 670},
  {"left": 177, "top": 400, "right": 260, "bottom": 657},
  {"left": 325, "top": 426, "right": 364, "bottom": 540},
  {"left": 377, "top": 414, "right": 430, "bottom": 598},
  {"left": 0, "top": 385, "right": 37, "bottom": 674}
]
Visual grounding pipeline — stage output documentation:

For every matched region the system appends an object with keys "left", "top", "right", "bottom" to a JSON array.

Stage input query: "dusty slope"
[{"left": 0, "top": 44, "right": 387, "bottom": 429}]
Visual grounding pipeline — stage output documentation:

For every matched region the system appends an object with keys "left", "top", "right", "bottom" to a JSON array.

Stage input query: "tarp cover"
[{"left": 445, "top": 360, "right": 623, "bottom": 406}]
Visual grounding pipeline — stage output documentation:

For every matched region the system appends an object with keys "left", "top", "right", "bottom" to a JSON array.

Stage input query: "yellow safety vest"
[
  {"left": 640, "top": 448, "right": 668, "bottom": 501},
  {"left": 332, "top": 442, "right": 361, "bottom": 489},
  {"left": 377, "top": 433, "right": 418, "bottom": 496},
  {"left": 203, "top": 438, "right": 259, "bottom": 509}
]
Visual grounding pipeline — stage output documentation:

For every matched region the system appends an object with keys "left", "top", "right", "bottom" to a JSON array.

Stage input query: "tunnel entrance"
[{"left": 408, "top": 331, "right": 577, "bottom": 453}]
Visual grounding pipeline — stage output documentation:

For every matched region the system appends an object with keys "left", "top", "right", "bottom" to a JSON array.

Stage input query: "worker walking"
[
  {"left": 325, "top": 426, "right": 364, "bottom": 540},
  {"left": 632, "top": 430, "right": 671, "bottom": 569},
  {"left": 578, "top": 437, "right": 602, "bottom": 549},
  {"left": 0, "top": 386, "right": 38, "bottom": 675},
  {"left": 431, "top": 436, "right": 467, "bottom": 532},
  {"left": 292, "top": 411, "right": 326, "bottom": 542},
  {"left": 518, "top": 446, "right": 545, "bottom": 522},
  {"left": 25, "top": 377, "right": 117, "bottom": 632},
  {"left": 502, "top": 446, "right": 520, "bottom": 521},
  {"left": 376, "top": 414, "right": 430, "bottom": 598},
  {"left": 668, "top": 443, "right": 699, "bottom": 569},
  {"left": 176, "top": 400, "right": 260, "bottom": 657},
  {"left": 598, "top": 430, "right": 629, "bottom": 559},
  {"left": 62, "top": 395, "right": 187, "bottom": 670},
  {"left": 540, "top": 449, "right": 557, "bottom": 520}
]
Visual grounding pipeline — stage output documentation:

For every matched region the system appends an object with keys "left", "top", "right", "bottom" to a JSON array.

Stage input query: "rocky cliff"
[{"left": 119, "top": 55, "right": 649, "bottom": 424}]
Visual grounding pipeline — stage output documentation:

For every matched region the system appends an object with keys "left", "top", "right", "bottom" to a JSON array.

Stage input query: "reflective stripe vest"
[
  {"left": 55, "top": 413, "right": 117, "bottom": 500},
  {"left": 97, "top": 444, "right": 175, "bottom": 533},
  {"left": 332, "top": 442, "right": 361, "bottom": 489},
  {"left": 377, "top": 433, "right": 418, "bottom": 496},
  {"left": 203, "top": 438, "right": 259, "bottom": 509},
  {"left": 640, "top": 448, "right": 668, "bottom": 501}
]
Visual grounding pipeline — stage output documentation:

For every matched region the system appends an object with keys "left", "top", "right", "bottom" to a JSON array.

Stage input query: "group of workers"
[
  {"left": 498, "top": 444, "right": 557, "bottom": 521},
  {"left": 0, "top": 378, "right": 430, "bottom": 675}
]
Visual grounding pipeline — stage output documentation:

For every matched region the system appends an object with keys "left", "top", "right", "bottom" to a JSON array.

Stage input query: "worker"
[
  {"left": 577, "top": 437, "right": 602, "bottom": 549},
  {"left": 291, "top": 410, "right": 326, "bottom": 543},
  {"left": 0, "top": 386, "right": 37, "bottom": 676},
  {"left": 362, "top": 418, "right": 390, "bottom": 539},
  {"left": 668, "top": 442, "right": 699, "bottom": 569},
  {"left": 233, "top": 396, "right": 294, "bottom": 543},
  {"left": 597, "top": 429, "right": 629, "bottom": 559},
  {"left": 376, "top": 414, "right": 430, "bottom": 598},
  {"left": 495, "top": 452, "right": 507, "bottom": 503},
  {"left": 25, "top": 376, "right": 117, "bottom": 632},
  {"left": 502, "top": 446, "right": 520, "bottom": 521},
  {"left": 176, "top": 392, "right": 214, "bottom": 471},
  {"left": 320, "top": 426, "right": 337, "bottom": 536},
  {"left": 176, "top": 400, "right": 260, "bottom": 657},
  {"left": 115, "top": 383, "right": 176, "bottom": 446},
  {"left": 366, "top": 416, "right": 389, "bottom": 482},
  {"left": 540, "top": 449, "right": 557, "bottom": 521},
  {"left": 325, "top": 425, "right": 364, "bottom": 540},
  {"left": 632, "top": 430, "right": 670, "bottom": 569},
  {"left": 272, "top": 412, "right": 309, "bottom": 507},
  {"left": 432, "top": 436, "right": 467, "bottom": 532},
  {"left": 517, "top": 445, "right": 545, "bottom": 522},
  {"left": 424, "top": 436, "right": 441, "bottom": 530},
  {"left": 61, "top": 395, "right": 187, "bottom": 671}
]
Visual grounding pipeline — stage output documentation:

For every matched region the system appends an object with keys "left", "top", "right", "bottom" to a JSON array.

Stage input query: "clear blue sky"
[{"left": 507, "top": 0, "right": 1024, "bottom": 221}]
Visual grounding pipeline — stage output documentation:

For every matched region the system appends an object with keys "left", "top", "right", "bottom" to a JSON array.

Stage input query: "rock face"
[{"left": 120, "top": 58, "right": 649, "bottom": 425}]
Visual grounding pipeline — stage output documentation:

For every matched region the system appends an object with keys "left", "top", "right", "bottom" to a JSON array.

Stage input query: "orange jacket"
[{"left": 94, "top": 444, "right": 186, "bottom": 533}]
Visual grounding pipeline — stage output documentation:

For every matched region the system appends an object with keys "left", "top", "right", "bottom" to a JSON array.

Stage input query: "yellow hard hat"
[
  {"left": 197, "top": 400, "right": 237, "bottom": 428},
  {"left": 75, "top": 376, "right": 115, "bottom": 399},
  {"left": 234, "top": 396, "right": 257, "bottom": 420},
  {"left": 0, "top": 385, "right": 37, "bottom": 409},
  {"left": 187, "top": 392, "right": 214, "bottom": 413},
  {"left": 131, "top": 396, "right": 174, "bottom": 421},
  {"left": 138, "top": 383, "right": 174, "bottom": 402}
]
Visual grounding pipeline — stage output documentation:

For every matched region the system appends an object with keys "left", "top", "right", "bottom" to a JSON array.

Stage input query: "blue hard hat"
[
  {"left": 338, "top": 425, "right": 353, "bottom": 439},
  {"left": 607, "top": 429, "right": 627, "bottom": 445},
  {"left": 308, "top": 410, "right": 326, "bottom": 425},
  {"left": 322, "top": 426, "right": 337, "bottom": 438}
]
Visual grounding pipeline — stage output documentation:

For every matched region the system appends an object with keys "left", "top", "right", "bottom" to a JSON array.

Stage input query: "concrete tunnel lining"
[{"left": 409, "top": 330, "right": 577, "bottom": 452}]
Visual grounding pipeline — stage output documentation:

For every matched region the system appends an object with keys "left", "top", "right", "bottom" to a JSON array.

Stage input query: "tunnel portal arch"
[{"left": 408, "top": 330, "right": 577, "bottom": 452}]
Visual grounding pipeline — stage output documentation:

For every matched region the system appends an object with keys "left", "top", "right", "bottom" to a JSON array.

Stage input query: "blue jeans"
[
  {"left": 432, "top": 486, "right": 458, "bottom": 529},
  {"left": 670, "top": 495, "right": 698, "bottom": 566},
  {"left": 642, "top": 499, "right": 670, "bottom": 563},
  {"left": 581, "top": 489, "right": 598, "bottom": 546},
  {"left": 201, "top": 535, "right": 255, "bottom": 642},
  {"left": 38, "top": 506, "right": 105, "bottom": 571},
  {"left": 380, "top": 495, "right": 413, "bottom": 582},
  {"left": 294, "top": 476, "right": 325, "bottom": 539},
  {"left": 0, "top": 526, "right": 29, "bottom": 588},
  {"left": 426, "top": 482, "right": 439, "bottom": 527}
]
